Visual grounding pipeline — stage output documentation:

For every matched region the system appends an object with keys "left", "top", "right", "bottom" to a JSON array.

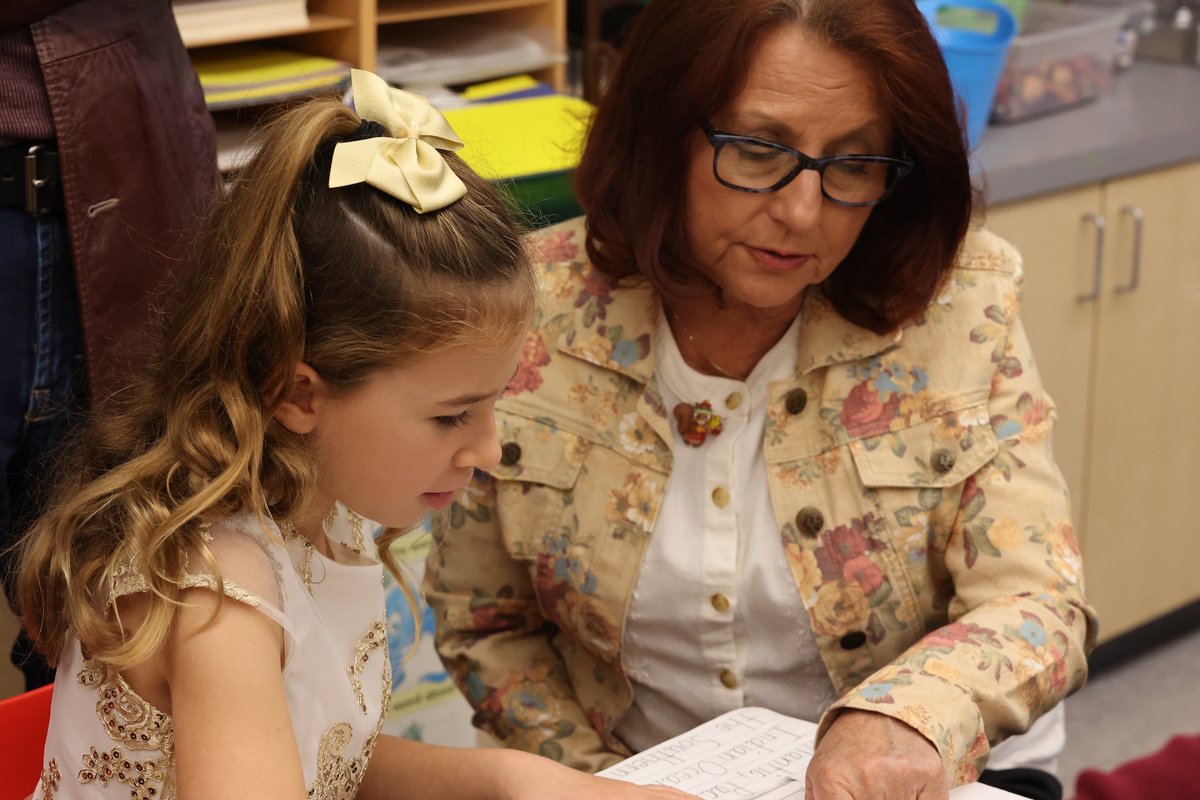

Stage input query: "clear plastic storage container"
[{"left": 990, "top": 1, "right": 1129, "bottom": 122}]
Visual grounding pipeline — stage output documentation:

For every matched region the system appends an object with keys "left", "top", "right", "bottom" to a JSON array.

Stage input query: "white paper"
[{"left": 599, "top": 707, "right": 1023, "bottom": 799}]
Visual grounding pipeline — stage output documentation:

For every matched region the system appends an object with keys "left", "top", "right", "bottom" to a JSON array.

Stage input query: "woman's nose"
[{"left": 767, "top": 168, "right": 823, "bottom": 231}]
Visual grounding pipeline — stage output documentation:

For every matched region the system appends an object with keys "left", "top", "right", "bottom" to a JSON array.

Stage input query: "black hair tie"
[{"left": 346, "top": 119, "right": 388, "bottom": 142}]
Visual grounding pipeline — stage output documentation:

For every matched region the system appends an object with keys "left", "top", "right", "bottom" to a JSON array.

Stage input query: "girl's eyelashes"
[
  {"left": 435, "top": 386, "right": 510, "bottom": 427},
  {"left": 434, "top": 410, "right": 472, "bottom": 429}
]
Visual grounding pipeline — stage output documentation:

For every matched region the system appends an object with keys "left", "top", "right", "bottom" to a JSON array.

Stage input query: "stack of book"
[{"left": 191, "top": 44, "right": 350, "bottom": 111}]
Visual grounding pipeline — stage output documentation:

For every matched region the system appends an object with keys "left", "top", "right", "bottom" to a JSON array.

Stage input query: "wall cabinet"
[{"left": 985, "top": 159, "right": 1200, "bottom": 641}]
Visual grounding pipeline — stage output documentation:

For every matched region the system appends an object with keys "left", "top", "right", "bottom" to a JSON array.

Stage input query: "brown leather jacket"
[{"left": 5, "top": 0, "right": 218, "bottom": 399}]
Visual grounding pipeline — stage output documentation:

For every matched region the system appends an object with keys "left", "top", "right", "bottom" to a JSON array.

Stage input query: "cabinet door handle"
[
  {"left": 1077, "top": 212, "right": 1105, "bottom": 304},
  {"left": 1115, "top": 205, "right": 1144, "bottom": 294}
]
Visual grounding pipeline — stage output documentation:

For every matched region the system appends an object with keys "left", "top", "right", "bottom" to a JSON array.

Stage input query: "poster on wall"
[{"left": 381, "top": 522, "right": 478, "bottom": 744}]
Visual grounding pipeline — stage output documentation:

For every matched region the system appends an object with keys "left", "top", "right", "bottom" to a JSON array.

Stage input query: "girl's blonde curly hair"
[{"left": 16, "top": 97, "right": 535, "bottom": 677}]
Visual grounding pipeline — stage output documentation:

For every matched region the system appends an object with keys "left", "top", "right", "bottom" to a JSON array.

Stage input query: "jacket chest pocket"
[
  {"left": 491, "top": 411, "right": 589, "bottom": 559},
  {"left": 849, "top": 405, "right": 999, "bottom": 606},
  {"left": 491, "top": 409, "right": 666, "bottom": 664}
]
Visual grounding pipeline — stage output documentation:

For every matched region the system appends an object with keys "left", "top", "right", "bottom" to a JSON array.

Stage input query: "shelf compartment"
[
  {"left": 378, "top": 0, "right": 552, "bottom": 25},
  {"left": 181, "top": 13, "right": 355, "bottom": 49}
]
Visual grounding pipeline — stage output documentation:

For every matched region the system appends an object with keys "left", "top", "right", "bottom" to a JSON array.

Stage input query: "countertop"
[{"left": 974, "top": 61, "right": 1200, "bottom": 205}]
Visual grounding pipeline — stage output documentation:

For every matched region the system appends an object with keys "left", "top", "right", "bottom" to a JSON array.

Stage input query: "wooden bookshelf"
[
  {"left": 182, "top": 0, "right": 567, "bottom": 172},
  {"left": 180, "top": 0, "right": 566, "bottom": 86}
]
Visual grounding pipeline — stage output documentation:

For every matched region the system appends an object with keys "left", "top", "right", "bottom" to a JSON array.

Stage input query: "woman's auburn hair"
[
  {"left": 16, "top": 98, "right": 535, "bottom": 676},
  {"left": 574, "top": 0, "right": 974, "bottom": 333}
]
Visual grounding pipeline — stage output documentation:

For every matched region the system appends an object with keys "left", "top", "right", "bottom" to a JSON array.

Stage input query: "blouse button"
[
  {"left": 725, "top": 391, "right": 743, "bottom": 410},
  {"left": 932, "top": 448, "right": 957, "bottom": 474},
  {"left": 710, "top": 593, "right": 730, "bottom": 613},
  {"left": 785, "top": 388, "right": 808, "bottom": 415},
  {"left": 711, "top": 486, "right": 730, "bottom": 508},
  {"left": 499, "top": 442, "right": 522, "bottom": 467},
  {"left": 719, "top": 669, "right": 739, "bottom": 689},
  {"left": 796, "top": 506, "right": 825, "bottom": 538},
  {"left": 840, "top": 631, "right": 868, "bottom": 650}
]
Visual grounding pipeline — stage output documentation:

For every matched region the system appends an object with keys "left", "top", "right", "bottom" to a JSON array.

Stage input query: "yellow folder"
[{"left": 443, "top": 95, "right": 595, "bottom": 180}]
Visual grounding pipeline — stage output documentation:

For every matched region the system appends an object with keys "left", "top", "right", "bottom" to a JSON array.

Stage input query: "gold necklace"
[
  {"left": 670, "top": 312, "right": 744, "bottom": 380},
  {"left": 279, "top": 520, "right": 316, "bottom": 593}
]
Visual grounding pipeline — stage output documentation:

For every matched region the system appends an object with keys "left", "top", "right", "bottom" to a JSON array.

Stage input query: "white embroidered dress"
[{"left": 34, "top": 506, "right": 391, "bottom": 800}]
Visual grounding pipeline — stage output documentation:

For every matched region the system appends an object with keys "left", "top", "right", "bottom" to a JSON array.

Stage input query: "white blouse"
[
  {"left": 34, "top": 505, "right": 390, "bottom": 799},
  {"left": 614, "top": 312, "right": 1064, "bottom": 774}
]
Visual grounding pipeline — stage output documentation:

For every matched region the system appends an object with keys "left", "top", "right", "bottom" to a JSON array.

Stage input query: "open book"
[{"left": 598, "top": 707, "right": 1022, "bottom": 799}]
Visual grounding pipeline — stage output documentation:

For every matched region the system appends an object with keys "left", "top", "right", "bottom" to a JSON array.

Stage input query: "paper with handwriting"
[{"left": 599, "top": 707, "right": 1021, "bottom": 799}]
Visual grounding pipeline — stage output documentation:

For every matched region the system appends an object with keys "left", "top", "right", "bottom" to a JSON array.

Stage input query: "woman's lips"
[{"left": 748, "top": 245, "right": 811, "bottom": 272}]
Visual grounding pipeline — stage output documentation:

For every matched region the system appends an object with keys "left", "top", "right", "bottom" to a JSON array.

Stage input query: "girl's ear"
[{"left": 272, "top": 363, "right": 326, "bottom": 435}]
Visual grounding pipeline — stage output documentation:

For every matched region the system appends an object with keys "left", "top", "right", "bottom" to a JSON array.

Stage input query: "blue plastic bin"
[{"left": 919, "top": 0, "right": 1018, "bottom": 150}]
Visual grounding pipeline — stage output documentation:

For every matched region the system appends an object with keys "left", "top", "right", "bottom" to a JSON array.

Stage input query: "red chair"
[{"left": 0, "top": 684, "right": 53, "bottom": 800}]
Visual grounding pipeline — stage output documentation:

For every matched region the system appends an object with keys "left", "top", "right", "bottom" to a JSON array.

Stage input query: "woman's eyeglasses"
[{"left": 702, "top": 122, "right": 914, "bottom": 208}]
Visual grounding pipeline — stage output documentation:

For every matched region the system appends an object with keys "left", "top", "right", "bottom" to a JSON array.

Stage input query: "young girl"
[{"left": 16, "top": 70, "right": 693, "bottom": 800}]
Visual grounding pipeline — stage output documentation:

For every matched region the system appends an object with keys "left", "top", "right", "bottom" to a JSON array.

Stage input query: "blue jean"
[{"left": 0, "top": 206, "right": 88, "bottom": 690}]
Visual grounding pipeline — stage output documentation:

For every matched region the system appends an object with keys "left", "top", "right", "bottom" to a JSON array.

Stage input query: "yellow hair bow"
[{"left": 329, "top": 69, "right": 467, "bottom": 214}]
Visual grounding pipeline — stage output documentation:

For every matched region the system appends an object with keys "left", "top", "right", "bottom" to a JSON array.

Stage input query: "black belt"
[{"left": 0, "top": 142, "right": 64, "bottom": 215}]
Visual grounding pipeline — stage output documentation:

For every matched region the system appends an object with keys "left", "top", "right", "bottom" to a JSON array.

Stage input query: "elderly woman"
[{"left": 425, "top": 2, "right": 1096, "bottom": 799}]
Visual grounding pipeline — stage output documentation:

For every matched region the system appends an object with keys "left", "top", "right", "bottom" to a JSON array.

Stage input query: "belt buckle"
[{"left": 24, "top": 144, "right": 51, "bottom": 216}]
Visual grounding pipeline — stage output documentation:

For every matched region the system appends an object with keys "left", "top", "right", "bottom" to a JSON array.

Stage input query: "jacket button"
[
  {"left": 718, "top": 669, "right": 738, "bottom": 689},
  {"left": 796, "top": 506, "right": 824, "bottom": 538},
  {"left": 710, "top": 593, "right": 730, "bottom": 613},
  {"left": 785, "top": 388, "right": 808, "bottom": 415},
  {"left": 932, "top": 448, "right": 957, "bottom": 474},
  {"left": 839, "top": 631, "right": 868, "bottom": 650},
  {"left": 499, "top": 442, "right": 522, "bottom": 467}
]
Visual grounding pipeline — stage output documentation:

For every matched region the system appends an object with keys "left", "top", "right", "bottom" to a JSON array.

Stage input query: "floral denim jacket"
[{"left": 425, "top": 217, "right": 1098, "bottom": 785}]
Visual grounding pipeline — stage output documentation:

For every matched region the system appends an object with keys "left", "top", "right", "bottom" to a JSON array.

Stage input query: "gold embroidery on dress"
[
  {"left": 95, "top": 674, "right": 173, "bottom": 752},
  {"left": 308, "top": 723, "right": 365, "bottom": 800},
  {"left": 363, "top": 650, "right": 393, "bottom": 766},
  {"left": 348, "top": 620, "right": 387, "bottom": 714},
  {"left": 307, "top": 636, "right": 391, "bottom": 799},
  {"left": 77, "top": 655, "right": 176, "bottom": 799},
  {"left": 345, "top": 510, "right": 367, "bottom": 555},
  {"left": 39, "top": 758, "right": 60, "bottom": 799},
  {"left": 109, "top": 546, "right": 147, "bottom": 601},
  {"left": 78, "top": 746, "right": 172, "bottom": 800},
  {"left": 178, "top": 574, "right": 262, "bottom": 607},
  {"left": 107, "top": 538, "right": 263, "bottom": 608},
  {"left": 77, "top": 655, "right": 103, "bottom": 687}
]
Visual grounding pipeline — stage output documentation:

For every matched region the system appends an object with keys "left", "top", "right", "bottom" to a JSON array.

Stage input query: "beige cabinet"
[{"left": 986, "top": 159, "right": 1200, "bottom": 641}]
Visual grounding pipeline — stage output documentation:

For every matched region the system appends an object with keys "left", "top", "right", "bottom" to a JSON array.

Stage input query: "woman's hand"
[
  {"left": 497, "top": 751, "right": 698, "bottom": 800},
  {"left": 805, "top": 709, "right": 951, "bottom": 800}
]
